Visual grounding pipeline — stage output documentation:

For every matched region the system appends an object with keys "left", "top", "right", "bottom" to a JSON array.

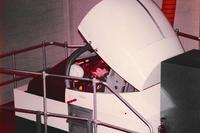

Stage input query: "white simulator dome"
[{"left": 79, "top": 0, "right": 183, "bottom": 91}]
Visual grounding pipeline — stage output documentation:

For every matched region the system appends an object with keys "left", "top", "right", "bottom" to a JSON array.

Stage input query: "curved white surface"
[
  {"left": 65, "top": 84, "right": 160, "bottom": 132},
  {"left": 79, "top": 0, "right": 183, "bottom": 91},
  {"left": 14, "top": 84, "right": 160, "bottom": 133}
]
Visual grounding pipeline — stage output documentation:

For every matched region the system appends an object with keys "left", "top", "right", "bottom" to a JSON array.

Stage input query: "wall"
[
  {"left": 69, "top": 0, "right": 102, "bottom": 44},
  {"left": 0, "top": 0, "right": 69, "bottom": 104},
  {"left": 0, "top": 0, "right": 103, "bottom": 105},
  {"left": 174, "top": 0, "right": 200, "bottom": 51},
  {"left": 153, "top": 0, "right": 163, "bottom": 7}
]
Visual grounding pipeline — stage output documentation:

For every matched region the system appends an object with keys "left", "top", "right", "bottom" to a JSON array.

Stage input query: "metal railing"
[
  {"left": 176, "top": 29, "right": 200, "bottom": 42},
  {"left": 0, "top": 41, "right": 153, "bottom": 133},
  {"left": 0, "top": 106, "right": 137, "bottom": 133},
  {"left": 0, "top": 67, "right": 152, "bottom": 133},
  {"left": 175, "top": 29, "right": 200, "bottom": 51},
  {"left": 0, "top": 41, "right": 85, "bottom": 88}
]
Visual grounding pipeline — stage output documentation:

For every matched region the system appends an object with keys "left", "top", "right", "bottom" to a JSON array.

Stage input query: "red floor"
[{"left": 0, "top": 102, "right": 16, "bottom": 133}]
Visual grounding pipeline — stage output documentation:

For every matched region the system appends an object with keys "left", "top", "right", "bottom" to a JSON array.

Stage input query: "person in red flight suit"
[{"left": 73, "top": 56, "right": 110, "bottom": 92}]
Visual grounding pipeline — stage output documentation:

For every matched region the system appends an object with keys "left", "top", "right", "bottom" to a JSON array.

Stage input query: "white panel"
[
  {"left": 14, "top": 83, "right": 160, "bottom": 133},
  {"left": 14, "top": 85, "right": 69, "bottom": 131},
  {"left": 79, "top": 0, "right": 183, "bottom": 91},
  {"left": 65, "top": 84, "right": 160, "bottom": 132},
  {"left": 79, "top": 0, "right": 164, "bottom": 53}
]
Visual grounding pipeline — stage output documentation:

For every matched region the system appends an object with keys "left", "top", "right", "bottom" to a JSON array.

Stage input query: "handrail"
[
  {"left": 175, "top": 29, "right": 200, "bottom": 42},
  {"left": 0, "top": 68, "right": 42, "bottom": 76},
  {"left": 0, "top": 76, "right": 31, "bottom": 87},
  {"left": 100, "top": 81, "right": 153, "bottom": 133},
  {"left": 0, "top": 42, "right": 86, "bottom": 87},
  {"left": 0, "top": 42, "right": 85, "bottom": 59},
  {"left": 97, "top": 120, "right": 139, "bottom": 133},
  {"left": 0, "top": 68, "right": 43, "bottom": 88},
  {"left": 0, "top": 67, "right": 153, "bottom": 133},
  {"left": 0, "top": 106, "right": 138, "bottom": 133}
]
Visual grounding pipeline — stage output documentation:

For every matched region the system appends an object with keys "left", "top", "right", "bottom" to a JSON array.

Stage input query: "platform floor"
[
  {"left": 0, "top": 102, "right": 16, "bottom": 133},
  {"left": 0, "top": 102, "right": 67, "bottom": 133}
]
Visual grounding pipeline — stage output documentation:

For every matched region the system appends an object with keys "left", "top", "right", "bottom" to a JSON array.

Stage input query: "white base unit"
[{"left": 14, "top": 83, "right": 160, "bottom": 133}]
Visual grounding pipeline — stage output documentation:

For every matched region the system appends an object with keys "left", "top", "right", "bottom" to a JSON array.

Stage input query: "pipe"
[
  {"left": 0, "top": 68, "right": 41, "bottom": 76},
  {"left": 64, "top": 41, "right": 68, "bottom": 58},
  {"left": 42, "top": 41, "right": 47, "bottom": 70},
  {"left": 66, "top": 0, "right": 71, "bottom": 44},
  {"left": 12, "top": 53, "right": 17, "bottom": 88},
  {"left": 92, "top": 78, "right": 97, "bottom": 133},
  {"left": 42, "top": 71, "right": 48, "bottom": 133},
  {"left": 36, "top": 111, "right": 42, "bottom": 133},
  {"left": 97, "top": 120, "right": 139, "bottom": 133},
  {"left": 0, "top": 106, "right": 138, "bottom": 133},
  {"left": 0, "top": 67, "right": 93, "bottom": 82},
  {"left": 101, "top": 81, "right": 153, "bottom": 133},
  {"left": 0, "top": 42, "right": 85, "bottom": 59},
  {"left": 176, "top": 30, "right": 200, "bottom": 41}
]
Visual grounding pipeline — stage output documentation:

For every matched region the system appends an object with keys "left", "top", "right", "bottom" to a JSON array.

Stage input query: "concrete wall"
[
  {"left": 174, "top": 0, "right": 200, "bottom": 51},
  {"left": 0, "top": 0, "right": 69, "bottom": 104},
  {"left": 69, "top": 0, "right": 102, "bottom": 44}
]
